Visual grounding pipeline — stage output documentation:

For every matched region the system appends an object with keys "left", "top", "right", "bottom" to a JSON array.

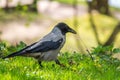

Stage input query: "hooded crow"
[{"left": 2, "top": 22, "right": 77, "bottom": 67}]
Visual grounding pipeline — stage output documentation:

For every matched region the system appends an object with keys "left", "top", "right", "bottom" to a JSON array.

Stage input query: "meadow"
[{"left": 0, "top": 41, "right": 120, "bottom": 80}]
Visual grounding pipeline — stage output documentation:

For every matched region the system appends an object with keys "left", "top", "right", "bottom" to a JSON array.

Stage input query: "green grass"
[
  {"left": 0, "top": 42, "right": 120, "bottom": 80},
  {"left": 55, "top": 0, "right": 87, "bottom": 5},
  {"left": 0, "top": 52, "right": 120, "bottom": 80}
]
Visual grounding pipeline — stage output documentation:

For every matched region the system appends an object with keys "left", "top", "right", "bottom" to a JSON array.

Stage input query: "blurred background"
[{"left": 0, "top": 0, "right": 120, "bottom": 53}]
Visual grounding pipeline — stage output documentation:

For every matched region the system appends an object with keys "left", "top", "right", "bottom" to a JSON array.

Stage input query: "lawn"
[{"left": 0, "top": 42, "right": 120, "bottom": 80}]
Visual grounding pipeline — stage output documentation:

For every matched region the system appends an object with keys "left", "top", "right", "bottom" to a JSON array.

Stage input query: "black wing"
[
  {"left": 26, "top": 38, "right": 63, "bottom": 53},
  {"left": 2, "top": 38, "right": 63, "bottom": 59},
  {"left": 2, "top": 42, "right": 37, "bottom": 59}
]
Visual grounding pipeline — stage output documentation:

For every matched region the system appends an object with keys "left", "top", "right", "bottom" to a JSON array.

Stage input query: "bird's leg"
[
  {"left": 55, "top": 59, "right": 61, "bottom": 65},
  {"left": 55, "top": 59, "right": 65, "bottom": 67},
  {"left": 38, "top": 61, "right": 43, "bottom": 67}
]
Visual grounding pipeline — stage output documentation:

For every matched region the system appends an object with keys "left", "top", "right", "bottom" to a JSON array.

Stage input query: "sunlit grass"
[
  {"left": 0, "top": 52, "right": 120, "bottom": 80},
  {"left": 55, "top": 0, "right": 87, "bottom": 5}
]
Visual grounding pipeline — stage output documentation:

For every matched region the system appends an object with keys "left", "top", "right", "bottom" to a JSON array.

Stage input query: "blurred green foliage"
[
  {"left": 16, "top": 5, "right": 28, "bottom": 12},
  {"left": 92, "top": 45, "right": 113, "bottom": 55},
  {"left": 55, "top": 0, "right": 86, "bottom": 5},
  {"left": 0, "top": 9, "right": 41, "bottom": 25},
  {"left": 113, "top": 48, "right": 120, "bottom": 53},
  {"left": 55, "top": 0, "right": 74, "bottom": 4}
]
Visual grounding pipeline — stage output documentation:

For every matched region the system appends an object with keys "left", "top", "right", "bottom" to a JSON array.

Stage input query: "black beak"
[{"left": 68, "top": 28, "right": 77, "bottom": 34}]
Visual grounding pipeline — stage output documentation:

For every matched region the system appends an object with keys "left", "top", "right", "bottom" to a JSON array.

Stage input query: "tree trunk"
[
  {"left": 104, "top": 23, "right": 120, "bottom": 46},
  {"left": 87, "top": 1, "right": 101, "bottom": 45},
  {"left": 4, "top": 0, "right": 9, "bottom": 12}
]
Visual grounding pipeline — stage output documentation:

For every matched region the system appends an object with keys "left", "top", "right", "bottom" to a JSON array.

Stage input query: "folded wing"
[{"left": 2, "top": 38, "right": 63, "bottom": 59}]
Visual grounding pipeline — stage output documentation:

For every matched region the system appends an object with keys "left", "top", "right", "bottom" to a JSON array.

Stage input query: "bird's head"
[{"left": 56, "top": 22, "right": 77, "bottom": 35}]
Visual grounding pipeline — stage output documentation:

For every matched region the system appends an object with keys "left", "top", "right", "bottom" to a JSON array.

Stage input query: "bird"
[{"left": 2, "top": 22, "right": 77, "bottom": 67}]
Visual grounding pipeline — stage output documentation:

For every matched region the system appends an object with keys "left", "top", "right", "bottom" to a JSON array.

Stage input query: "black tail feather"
[
  {"left": 2, "top": 42, "right": 37, "bottom": 59},
  {"left": 2, "top": 50, "right": 26, "bottom": 59}
]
